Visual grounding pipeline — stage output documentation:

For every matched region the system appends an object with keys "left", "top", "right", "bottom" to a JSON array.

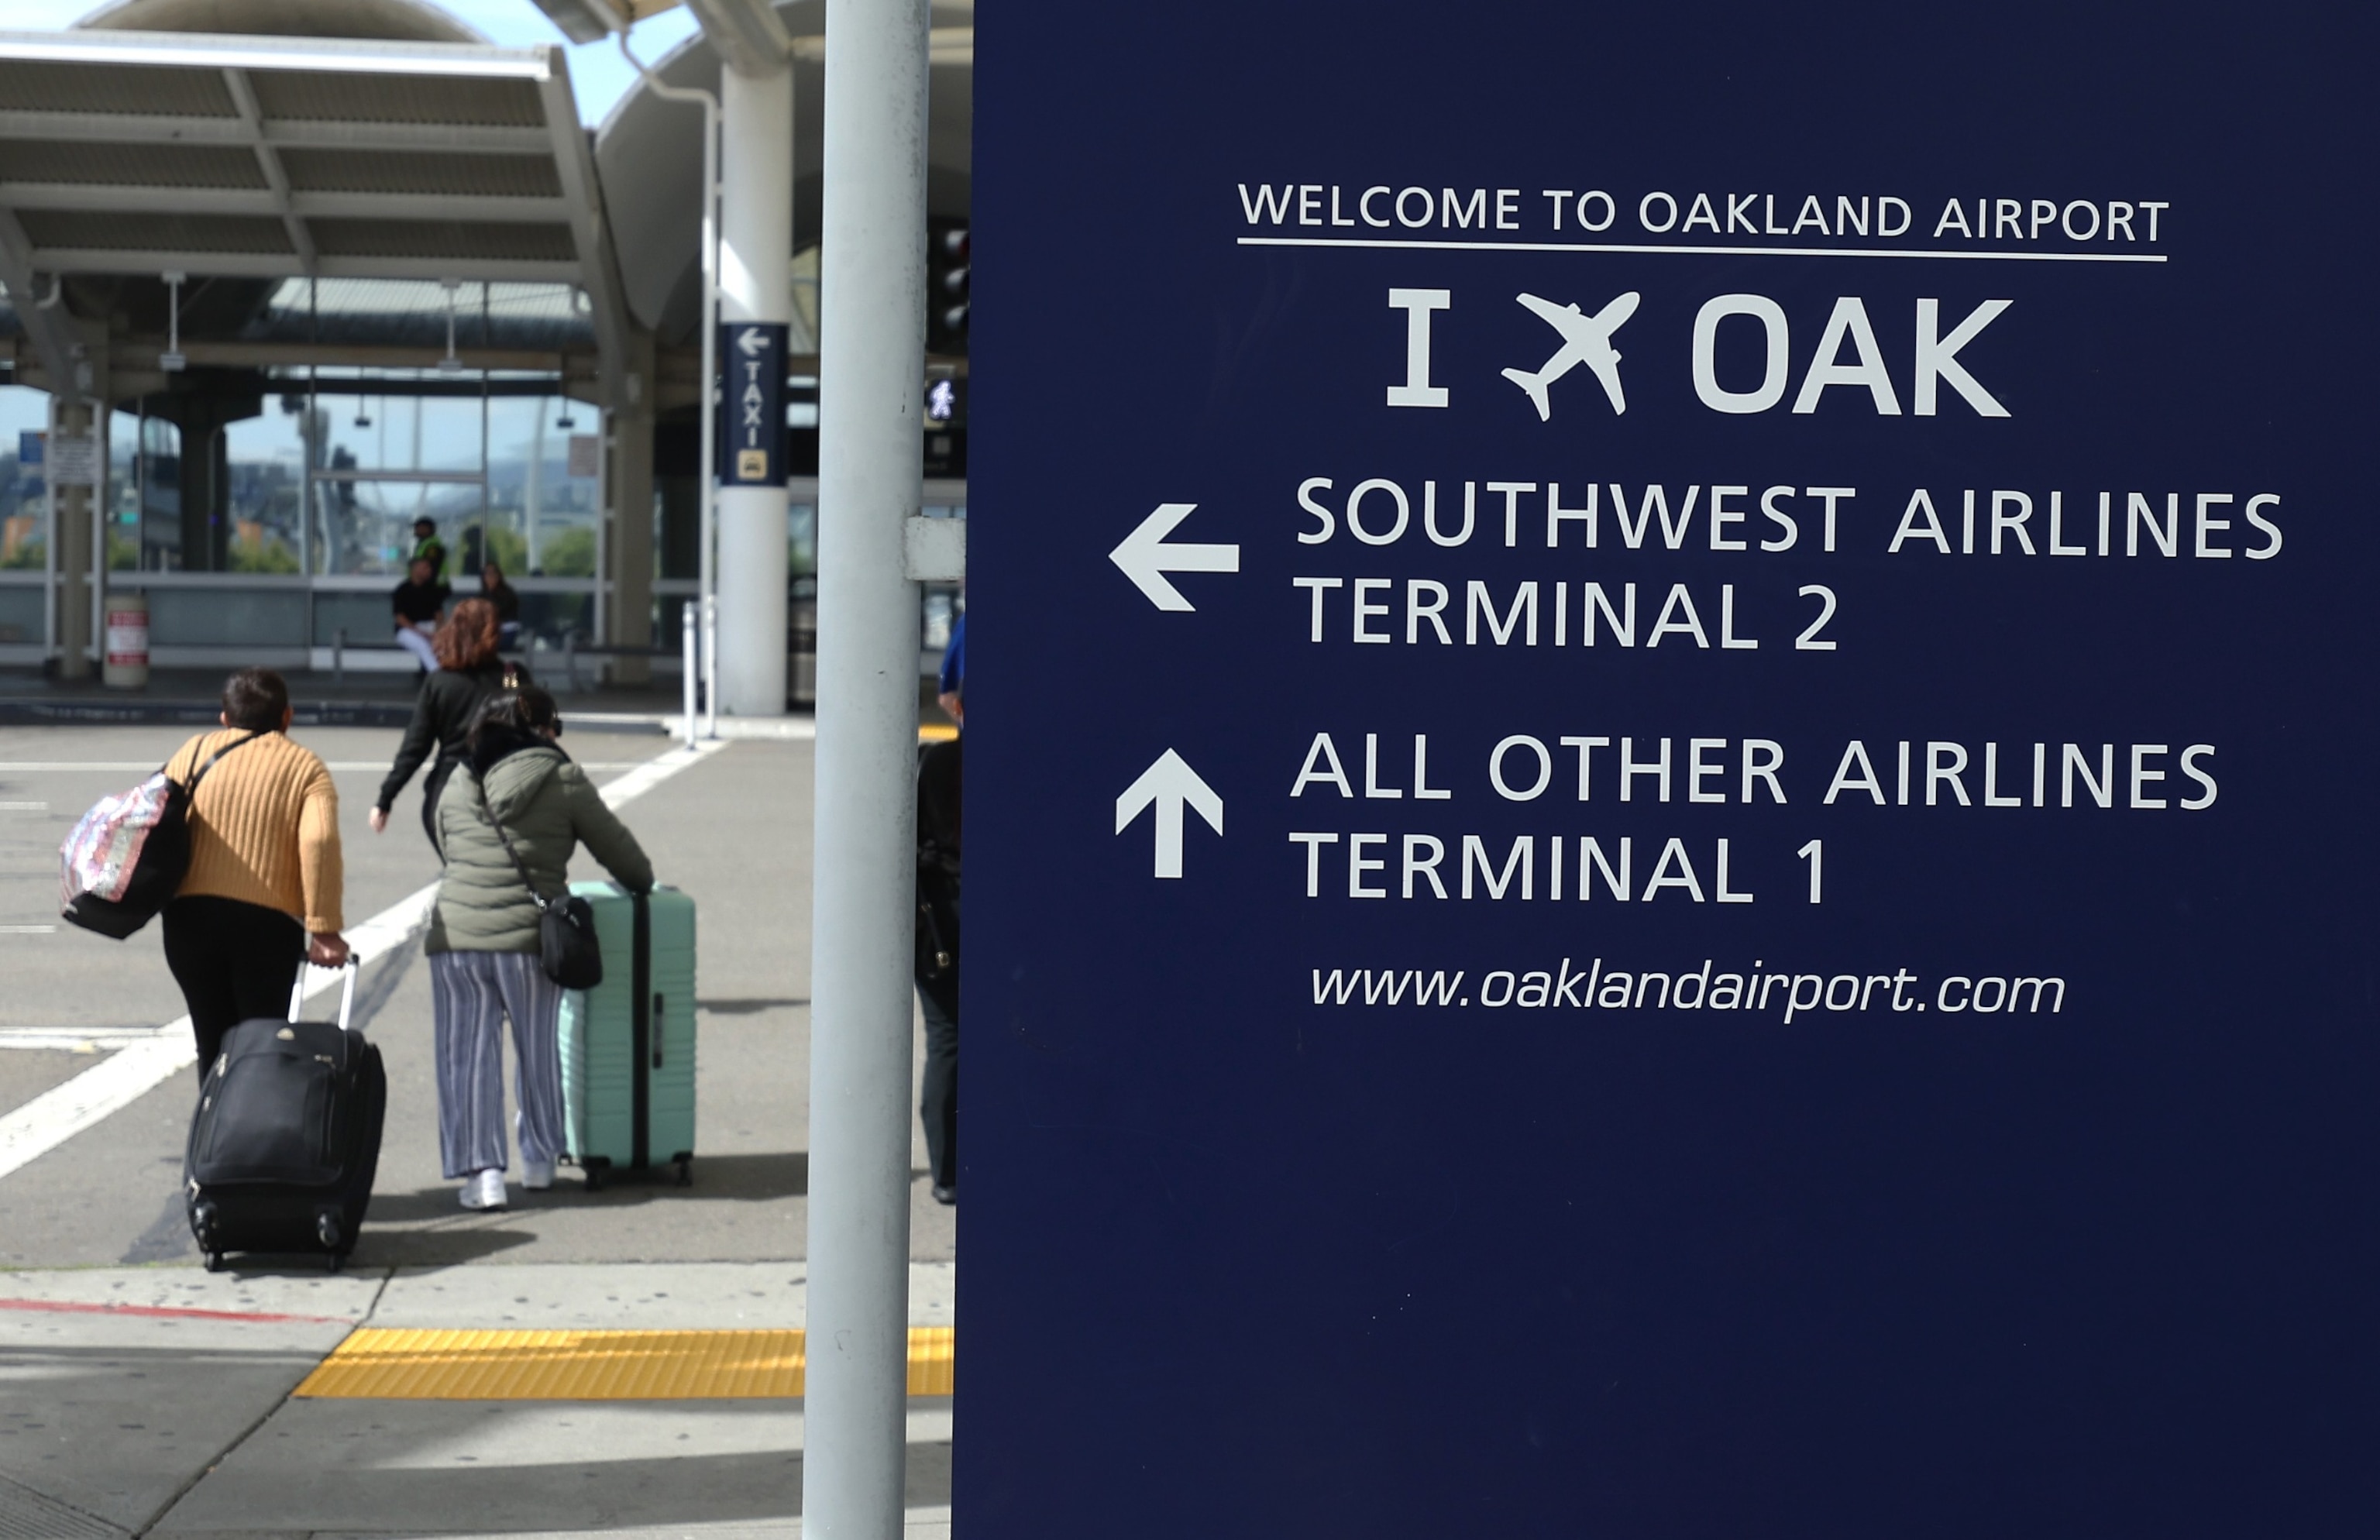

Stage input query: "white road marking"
[
  {"left": 0, "top": 740, "right": 731, "bottom": 1184},
  {"left": 0, "top": 801, "right": 48, "bottom": 810},
  {"left": 0, "top": 1029, "right": 158, "bottom": 1053},
  {"left": 0, "top": 925, "right": 57, "bottom": 934}
]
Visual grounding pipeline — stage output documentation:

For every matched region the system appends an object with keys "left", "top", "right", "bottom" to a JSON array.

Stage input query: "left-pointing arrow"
[
  {"left": 1115, "top": 749, "right": 1224, "bottom": 879},
  {"left": 737, "top": 327, "right": 769, "bottom": 356},
  {"left": 1109, "top": 503, "right": 1240, "bottom": 611}
]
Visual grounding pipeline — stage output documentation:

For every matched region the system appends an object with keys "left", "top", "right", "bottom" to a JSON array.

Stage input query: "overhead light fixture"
[{"left": 159, "top": 270, "right": 185, "bottom": 373}]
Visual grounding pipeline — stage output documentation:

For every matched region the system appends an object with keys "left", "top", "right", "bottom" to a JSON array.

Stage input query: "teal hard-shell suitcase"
[{"left": 557, "top": 882, "right": 696, "bottom": 1187}]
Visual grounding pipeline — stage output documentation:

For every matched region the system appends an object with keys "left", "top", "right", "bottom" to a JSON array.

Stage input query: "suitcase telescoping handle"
[{"left": 287, "top": 956, "right": 362, "bottom": 1029}]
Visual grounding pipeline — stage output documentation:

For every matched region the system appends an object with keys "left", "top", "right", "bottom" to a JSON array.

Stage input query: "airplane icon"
[{"left": 1501, "top": 290, "right": 1641, "bottom": 421}]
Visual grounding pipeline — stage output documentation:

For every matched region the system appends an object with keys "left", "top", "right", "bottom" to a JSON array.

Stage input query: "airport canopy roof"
[{"left": 0, "top": 22, "right": 628, "bottom": 403}]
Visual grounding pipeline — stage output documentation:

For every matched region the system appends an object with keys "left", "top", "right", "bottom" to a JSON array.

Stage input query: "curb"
[{"left": 0, "top": 699, "right": 671, "bottom": 734}]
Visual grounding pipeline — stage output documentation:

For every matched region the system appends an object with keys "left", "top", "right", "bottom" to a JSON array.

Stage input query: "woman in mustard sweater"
[{"left": 160, "top": 669, "right": 350, "bottom": 1081}]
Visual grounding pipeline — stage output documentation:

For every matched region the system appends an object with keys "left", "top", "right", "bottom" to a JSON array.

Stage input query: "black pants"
[
  {"left": 918, "top": 988, "right": 958, "bottom": 1190},
  {"left": 163, "top": 896, "right": 305, "bottom": 1085}
]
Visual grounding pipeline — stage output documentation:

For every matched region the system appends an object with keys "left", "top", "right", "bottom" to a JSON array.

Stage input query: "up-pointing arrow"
[
  {"left": 1115, "top": 749, "right": 1223, "bottom": 879},
  {"left": 1109, "top": 503, "right": 1240, "bottom": 611}
]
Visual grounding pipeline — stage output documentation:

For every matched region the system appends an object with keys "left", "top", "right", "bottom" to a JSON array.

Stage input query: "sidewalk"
[{"left": 0, "top": 1263, "right": 955, "bottom": 1538}]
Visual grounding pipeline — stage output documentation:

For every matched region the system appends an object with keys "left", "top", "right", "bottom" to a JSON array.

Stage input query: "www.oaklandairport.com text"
[{"left": 1309, "top": 959, "right": 2065, "bottom": 1021}]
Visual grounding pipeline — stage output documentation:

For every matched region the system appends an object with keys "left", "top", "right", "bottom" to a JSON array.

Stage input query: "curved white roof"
[
  {"left": 598, "top": 0, "right": 973, "bottom": 342},
  {"left": 76, "top": 0, "right": 487, "bottom": 44}
]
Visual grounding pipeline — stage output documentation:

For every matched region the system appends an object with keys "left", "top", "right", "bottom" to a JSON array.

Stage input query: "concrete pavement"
[
  {"left": 0, "top": 725, "right": 954, "bottom": 1268},
  {"left": 0, "top": 1265, "right": 957, "bottom": 1538},
  {"left": 0, "top": 720, "right": 962, "bottom": 1536}
]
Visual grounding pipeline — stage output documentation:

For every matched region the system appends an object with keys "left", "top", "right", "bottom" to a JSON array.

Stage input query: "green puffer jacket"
[{"left": 426, "top": 726, "right": 653, "bottom": 954}]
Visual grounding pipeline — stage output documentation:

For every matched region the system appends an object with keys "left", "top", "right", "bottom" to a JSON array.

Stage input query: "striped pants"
[{"left": 429, "top": 950, "right": 565, "bottom": 1180}]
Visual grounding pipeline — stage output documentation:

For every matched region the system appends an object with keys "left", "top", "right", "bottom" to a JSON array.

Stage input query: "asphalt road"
[{"left": 0, "top": 724, "right": 957, "bottom": 1270}]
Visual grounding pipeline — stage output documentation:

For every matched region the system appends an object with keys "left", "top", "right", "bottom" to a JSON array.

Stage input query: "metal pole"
[
  {"left": 806, "top": 0, "right": 928, "bottom": 1536},
  {"left": 90, "top": 402, "right": 105, "bottom": 664},
  {"left": 681, "top": 600, "right": 698, "bottom": 748},
  {"left": 41, "top": 397, "right": 55, "bottom": 669},
  {"left": 618, "top": 32, "right": 720, "bottom": 726}
]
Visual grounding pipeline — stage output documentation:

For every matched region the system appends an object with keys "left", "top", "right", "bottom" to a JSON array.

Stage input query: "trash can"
[{"left": 102, "top": 590, "right": 148, "bottom": 691}]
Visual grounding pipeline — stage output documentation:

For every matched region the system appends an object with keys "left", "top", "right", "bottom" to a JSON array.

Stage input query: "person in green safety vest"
[{"left": 409, "top": 517, "right": 447, "bottom": 581}]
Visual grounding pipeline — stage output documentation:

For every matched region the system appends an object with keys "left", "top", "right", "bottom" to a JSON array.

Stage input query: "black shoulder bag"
[{"left": 475, "top": 774, "right": 603, "bottom": 989}]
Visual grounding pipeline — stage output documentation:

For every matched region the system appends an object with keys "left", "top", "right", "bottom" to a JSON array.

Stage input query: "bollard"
[
  {"left": 681, "top": 602, "right": 698, "bottom": 748},
  {"left": 701, "top": 593, "right": 720, "bottom": 740}
]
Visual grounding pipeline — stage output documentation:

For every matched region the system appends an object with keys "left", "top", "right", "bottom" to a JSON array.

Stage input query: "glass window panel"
[
  {"left": 0, "top": 586, "right": 43, "bottom": 643},
  {"left": 146, "top": 586, "right": 307, "bottom": 648},
  {"left": 225, "top": 405, "right": 305, "bottom": 573},
  {"left": 105, "top": 408, "right": 140, "bottom": 571},
  {"left": 517, "top": 589, "right": 592, "bottom": 644},
  {"left": 136, "top": 410, "right": 182, "bottom": 571},
  {"left": 314, "top": 387, "right": 482, "bottom": 473},
  {"left": 789, "top": 501, "right": 816, "bottom": 578},
  {"left": 922, "top": 587, "right": 955, "bottom": 652},
  {"left": 0, "top": 385, "right": 50, "bottom": 572},
  {"left": 481, "top": 396, "right": 596, "bottom": 578},
  {"left": 313, "top": 590, "right": 397, "bottom": 648},
  {"left": 312, "top": 477, "right": 483, "bottom": 576}
]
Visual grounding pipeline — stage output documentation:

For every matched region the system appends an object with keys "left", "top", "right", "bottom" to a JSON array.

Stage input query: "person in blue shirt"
[{"left": 936, "top": 610, "right": 965, "bottom": 727}]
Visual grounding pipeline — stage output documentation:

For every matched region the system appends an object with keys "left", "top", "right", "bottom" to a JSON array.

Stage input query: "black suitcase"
[{"left": 185, "top": 961, "right": 386, "bottom": 1273}]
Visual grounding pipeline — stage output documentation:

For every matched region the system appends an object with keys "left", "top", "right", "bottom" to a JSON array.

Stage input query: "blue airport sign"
[
  {"left": 718, "top": 321, "right": 788, "bottom": 486},
  {"left": 968, "top": 4, "right": 2374, "bottom": 1533}
]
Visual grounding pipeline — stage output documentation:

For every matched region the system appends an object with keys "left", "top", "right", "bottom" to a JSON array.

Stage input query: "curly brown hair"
[{"left": 432, "top": 597, "right": 503, "bottom": 671}]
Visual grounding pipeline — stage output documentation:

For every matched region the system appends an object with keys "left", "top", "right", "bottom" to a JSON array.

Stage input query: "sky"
[{"left": 8, "top": 1, "right": 703, "bottom": 125}]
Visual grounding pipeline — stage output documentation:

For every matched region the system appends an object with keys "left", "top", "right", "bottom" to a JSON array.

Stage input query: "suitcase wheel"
[
  {"left": 326, "top": 1252, "right": 344, "bottom": 1275},
  {"left": 315, "top": 1212, "right": 342, "bottom": 1252},
  {"left": 204, "top": 1252, "right": 223, "bottom": 1274},
  {"left": 676, "top": 1158, "right": 693, "bottom": 1188}
]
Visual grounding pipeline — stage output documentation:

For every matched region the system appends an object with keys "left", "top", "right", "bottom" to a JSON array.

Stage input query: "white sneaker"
[
  {"left": 459, "top": 1169, "right": 508, "bottom": 1210},
  {"left": 521, "top": 1156, "right": 555, "bottom": 1191}
]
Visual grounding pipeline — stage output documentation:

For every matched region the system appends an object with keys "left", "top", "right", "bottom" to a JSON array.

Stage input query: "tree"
[{"left": 541, "top": 525, "right": 597, "bottom": 577}]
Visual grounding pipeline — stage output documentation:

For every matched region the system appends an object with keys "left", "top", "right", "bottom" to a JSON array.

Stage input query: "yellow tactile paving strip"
[{"left": 294, "top": 1326, "right": 955, "bottom": 1400}]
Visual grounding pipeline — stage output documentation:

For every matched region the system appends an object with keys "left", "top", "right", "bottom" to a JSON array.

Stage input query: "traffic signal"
[{"left": 928, "top": 223, "right": 968, "bottom": 352}]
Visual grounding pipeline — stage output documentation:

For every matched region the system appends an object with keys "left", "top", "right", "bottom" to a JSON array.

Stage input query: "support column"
[
  {"left": 149, "top": 385, "right": 261, "bottom": 572},
  {"left": 608, "top": 330, "right": 659, "bottom": 686},
  {"left": 803, "top": 0, "right": 928, "bottom": 1535},
  {"left": 53, "top": 395, "right": 94, "bottom": 680},
  {"left": 717, "top": 59, "right": 793, "bottom": 714}
]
